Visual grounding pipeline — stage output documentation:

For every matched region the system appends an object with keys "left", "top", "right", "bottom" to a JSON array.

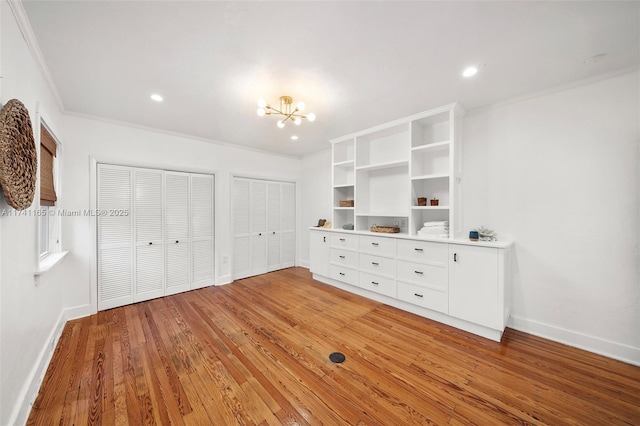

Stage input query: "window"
[{"left": 38, "top": 123, "right": 59, "bottom": 258}]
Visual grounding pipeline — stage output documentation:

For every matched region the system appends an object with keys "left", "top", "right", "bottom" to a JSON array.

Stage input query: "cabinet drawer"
[
  {"left": 329, "top": 264, "right": 358, "bottom": 286},
  {"left": 359, "top": 253, "right": 395, "bottom": 277},
  {"left": 330, "top": 233, "right": 358, "bottom": 250},
  {"left": 330, "top": 248, "right": 358, "bottom": 268},
  {"left": 397, "top": 259, "right": 447, "bottom": 290},
  {"left": 397, "top": 239, "right": 447, "bottom": 264},
  {"left": 359, "top": 235, "right": 396, "bottom": 257},
  {"left": 397, "top": 282, "right": 448, "bottom": 314},
  {"left": 359, "top": 272, "right": 396, "bottom": 298}
]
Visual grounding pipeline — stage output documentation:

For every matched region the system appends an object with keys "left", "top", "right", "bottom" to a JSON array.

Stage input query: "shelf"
[
  {"left": 333, "top": 160, "right": 355, "bottom": 168},
  {"left": 334, "top": 207, "right": 355, "bottom": 210},
  {"left": 356, "top": 212, "right": 408, "bottom": 217},
  {"left": 333, "top": 183, "right": 354, "bottom": 188},
  {"left": 411, "top": 206, "right": 449, "bottom": 210},
  {"left": 356, "top": 160, "right": 409, "bottom": 172},
  {"left": 411, "top": 140, "right": 450, "bottom": 152},
  {"left": 411, "top": 173, "right": 449, "bottom": 181}
]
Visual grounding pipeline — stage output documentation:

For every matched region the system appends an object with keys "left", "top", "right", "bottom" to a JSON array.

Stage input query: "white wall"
[
  {"left": 298, "top": 149, "right": 332, "bottom": 268},
  {"left": 298, "top": 70, "right": 639, "bottom": 364},
  {"left": 463, "top": 70, "right": 639, "bottom": 363},
  {"left": 0, "top": 2, "right": 68, "bottom": 424},
  {"left": 60, "top": 114, "right": 302, "bottom": 314}
]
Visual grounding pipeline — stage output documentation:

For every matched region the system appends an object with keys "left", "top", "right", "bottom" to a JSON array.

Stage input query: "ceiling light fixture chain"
[{"left": 257, "top": 95, "right": 316, "bottom": 128}]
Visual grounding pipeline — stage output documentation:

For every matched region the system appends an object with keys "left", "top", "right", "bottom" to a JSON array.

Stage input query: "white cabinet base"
[{"left": 312, "top": 272, "right": 505, "bottom": 342}]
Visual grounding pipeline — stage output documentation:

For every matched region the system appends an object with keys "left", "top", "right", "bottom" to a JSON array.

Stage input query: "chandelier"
[{"left": 256, "top": 96, "right": 316, "bottom": 128}]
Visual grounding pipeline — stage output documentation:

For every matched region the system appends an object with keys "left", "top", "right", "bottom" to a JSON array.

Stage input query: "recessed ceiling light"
[
  {"left": 291, "top": 135, "right": 299, "bottom": 141},
  {"left": 150, "top": 94, "right": 163, "bottom": 102},
  {"left": 462, "top": 67, "right": 478, "bottom": 78}
]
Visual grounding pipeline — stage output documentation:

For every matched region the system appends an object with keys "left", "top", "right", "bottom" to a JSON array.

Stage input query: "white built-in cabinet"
[
  {"left": 98, "top": 164, "right": 214, "bottom": 311},
  {"left": 331, "top": 102, "right": 464, "bottom": 237},
  {"left": 312, "top": 101, "right": 514, "bottom": 342},
  {"left": 309, "top": 228, "right": 513, "bottom": 342},
  {"left": 233, "top": 177, "right": 295, "bottom": 280}
]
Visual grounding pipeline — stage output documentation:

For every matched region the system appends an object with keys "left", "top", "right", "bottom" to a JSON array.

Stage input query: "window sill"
[{"left": 35, "top": 250, "right": 69, "bottom": 276}]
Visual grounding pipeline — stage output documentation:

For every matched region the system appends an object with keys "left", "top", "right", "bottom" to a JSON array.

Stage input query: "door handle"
[
  {"left": 414, "top": 270, "right": 423, "bottom": 275},
  {"left": 454, "top": 253, "right": 457, "bottom": 262}
]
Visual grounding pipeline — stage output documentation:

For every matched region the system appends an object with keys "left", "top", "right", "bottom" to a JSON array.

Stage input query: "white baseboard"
[
  {"left": 63, "top": 303, "right": 92, "bottom": 321},
  {"left": 508, "top": 315, "right": 640, "bottom": 367},
  {"left": 9, "top": 309, "right": 67, "bottom": 426},
  {"left": 298, "top": 259, "right": 310, "bottom": 269},
  {"left": 216, "top": 274, "right": 232, "bottom": 285}
]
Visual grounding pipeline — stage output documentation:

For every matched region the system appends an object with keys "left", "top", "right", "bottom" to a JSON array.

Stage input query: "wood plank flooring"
[{"left": 28, "top": 267, "right": 640, "bottom": 425}]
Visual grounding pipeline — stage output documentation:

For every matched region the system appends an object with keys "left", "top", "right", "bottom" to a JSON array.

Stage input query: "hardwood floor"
[{"left": 29, "top": 267, "right": 640, "bottom": 425}]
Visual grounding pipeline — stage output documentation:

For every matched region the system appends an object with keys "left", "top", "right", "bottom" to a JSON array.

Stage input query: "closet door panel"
[
  {"left": 166, "top": 242, "right": 190, "bottom": 295},
  {"left": 233, "top": 235, "right": 251, "bottom": 279},
  {"left": 281, "top": 231, "right": 295, "bottom": 268},
  {"left": 97, "top": 164, "right": 134, "bottom": 310},
  {"left": 281, "top": 182, "right": 295, "bottom": 268},
  {"left": 165, "top": 172, "right": 191, "bottom": 294},
  {"left": 192, "top": 239, "right": 214, "bottom": 288},
  {"left": 251, "top": 233, "right": 268, "bottom": 275},
  {"left": 135, "top": 244, "right": 164, "bottom": 302},
  {"left": 133, "top": 168, "right": 164, "bottom": 302},
  {"left": 233, "top": 178, "right": 251, "bottom": 279},
  {"left": 267, "top": 231, "right": 281, "bottom": 272},
  {"left": 191, "top": 174, "right": 214, "bottom": 288},
  {"left": 251, "top": 181, "right": 267, "bottom": 234}
]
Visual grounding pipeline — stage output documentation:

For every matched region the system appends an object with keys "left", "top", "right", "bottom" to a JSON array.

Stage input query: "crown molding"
[{"left": 7, "top": 0, "right": 66, "bottom": 112}]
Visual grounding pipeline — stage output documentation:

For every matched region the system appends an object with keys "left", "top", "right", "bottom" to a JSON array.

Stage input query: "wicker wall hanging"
[{"left": 0, "top": 99, "right": 37, "bottom": 210}]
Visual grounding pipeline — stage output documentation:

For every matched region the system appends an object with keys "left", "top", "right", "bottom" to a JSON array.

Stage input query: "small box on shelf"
[{"left": 339, "top": 200, "right": 354, "bottom": 207}]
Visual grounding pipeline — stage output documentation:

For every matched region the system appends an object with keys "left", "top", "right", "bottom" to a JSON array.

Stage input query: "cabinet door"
[
  {"left": 134, "top": 168, "right": 164, "bottom": 302},
  {"left": 191, "top": 174, "right": 214, "bottom": 289},
  {"left": 309, "top": 231, "right": 330, "bottom": 277},
  {"left": 97, "top": 164, "right": 133, "bottom": 310},
  {"left": 165, "top": 171, "right": 191, "bottom": 295},
  {"left": 449, "top": 245, "right": 499, "bottom": 329}
]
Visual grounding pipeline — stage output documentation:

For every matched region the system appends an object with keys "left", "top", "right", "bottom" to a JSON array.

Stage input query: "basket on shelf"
[
  {"left": 370, "top": 225, "right": 400, "bottom": 233},
  {"left": 339, "top": 200, "right": 354, "bottom": 207},
  {"left": 430, "top": 198, "right": 439, "bottom": 206},
  {"left": 417, "top": 197, "right": 427, "bottom": 206}
]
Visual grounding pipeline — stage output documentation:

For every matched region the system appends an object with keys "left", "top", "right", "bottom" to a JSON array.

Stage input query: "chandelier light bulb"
[
  {"left": 277, "top": 120, "right": 285, "bottom": 129},
  {"left": 257, "top": 108, "right": 265, "bottom": 117},
  {"left": 294, "top": 117, "right": 302, "bottom": 125},
  {"left": 307, "top": 112, "right": 316, "bottom": 122},
  {"left": 296, "top": 102, "right": 305, "bottom": 111},
  {"left": 257, "top": 99, "right": 267, "bottom": 108}
]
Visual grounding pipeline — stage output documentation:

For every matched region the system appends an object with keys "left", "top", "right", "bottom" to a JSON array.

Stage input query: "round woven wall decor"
[{"left": 0, "top": 99, "right": 37, "bottom": 210}]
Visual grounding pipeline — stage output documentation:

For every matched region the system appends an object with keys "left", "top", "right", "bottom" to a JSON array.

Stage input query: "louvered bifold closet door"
[
  {"left": 98, "top": 164, "right": 134, "bottom": 310},
  {"left": 281, "top": 182, "right": 295, "bottom": 268},
  {"left": 267, "top": 182, "right": 282, "bottom": 271},
  {"left": 233, "top": 178, "right": 251, "bottom": 279},
  {"left": 191, "top": 174, "right": 214, "bottom": 289},
  {"left": 165, "top": 171, "right": 191, "bottom": 295},
  {"left": 134, "top": 168, "right": 165, "bottom": 302},
  {"left": 250, "top": 180, "right": 268, "bottom": 276}
]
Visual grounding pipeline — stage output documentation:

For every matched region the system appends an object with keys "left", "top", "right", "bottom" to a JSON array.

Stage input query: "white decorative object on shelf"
[{"left": 474, "top": 226, "right": 498, "bottom": 242}]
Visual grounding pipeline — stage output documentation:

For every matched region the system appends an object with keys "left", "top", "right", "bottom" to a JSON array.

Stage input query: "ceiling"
[{"left": 22, "top": 1, "right": 640, "bottom": 158}]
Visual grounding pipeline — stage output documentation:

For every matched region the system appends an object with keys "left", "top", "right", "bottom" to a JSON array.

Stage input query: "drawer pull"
[
  {"left": 371, "top": 242, "right": 379, "bottom": 246},
  {"left": 339, "top": 255, "right": 345, "bottom": 259},
  {"left": 414, "top": 270, "right": 423, "bottom": 275},
  {"left": 340, "top": 238, "right": 346, "bottom": 241},
  {"left": 414, "top": 248, "right": 423, "bottom": 252},
  {"left": 371, "top": 281, "right": 379, "bottom": 285},
  {"left": 371, "top": 262, "right": 379, "bottom": 266},
  {"left": 339, "top": 272, "right": 345, "bottom": 276},
  {"left": 414, "top": 293, "right": 424, "bottom": 298}
]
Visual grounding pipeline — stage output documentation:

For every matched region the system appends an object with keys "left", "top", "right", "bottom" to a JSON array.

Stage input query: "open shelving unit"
[{"left": 331, "top": 103, "right": 464, "bottom": 237}]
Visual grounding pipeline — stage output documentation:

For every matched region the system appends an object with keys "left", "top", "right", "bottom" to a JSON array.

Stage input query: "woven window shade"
[{"left": 40, "top": 126, "right": 57, "bottom": 206}]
